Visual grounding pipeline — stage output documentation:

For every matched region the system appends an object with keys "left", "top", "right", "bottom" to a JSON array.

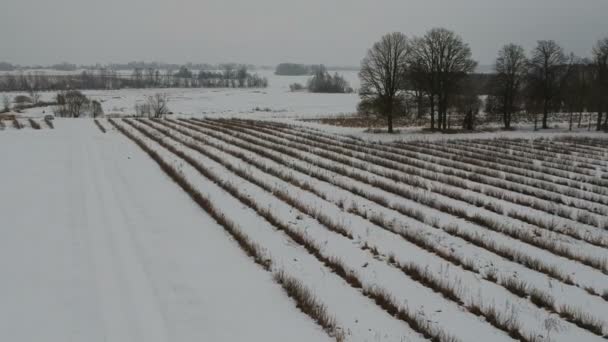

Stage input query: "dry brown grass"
[{"left": 273, "top": 270, "right": 342, "bottom": 339}]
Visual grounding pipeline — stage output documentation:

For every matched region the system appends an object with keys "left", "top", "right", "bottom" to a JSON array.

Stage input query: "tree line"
[
  {"left": 360, "top": 28, "right": 608, "bottom": 132},
  {"left": 289, "top": 65, "right": 354, "bottom": 93},
  {"left": 0, "top": 64, "right": 268, "bottom": 92},
  {"left": 275, "top": 63, "right": 325, "bottom": 76}
]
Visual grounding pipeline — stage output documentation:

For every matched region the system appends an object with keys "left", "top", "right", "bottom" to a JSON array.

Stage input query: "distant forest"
[
  {"left": 0, "top": 61, "right": 259, "bottom": 72},
  {"left": 275, "top": 63, "right": 359, "bottom": 76},
  {"left": 0, "top": 64, "right": 268, "bottom": 92}
]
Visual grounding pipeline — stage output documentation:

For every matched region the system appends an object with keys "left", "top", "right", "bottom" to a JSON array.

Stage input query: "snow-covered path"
[{"left": 0, "top": 119, "right": 329, "bottom": 342}]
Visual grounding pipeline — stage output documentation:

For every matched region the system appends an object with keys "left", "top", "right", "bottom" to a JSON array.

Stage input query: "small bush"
[
  {"left": 289, "top": 83, "right": 305, "bottom": 92},
  {"left": 558, "top": 305, "right": 605, "bottom": 336},
  {"left": 274, "top": 270, "right": 342, "bottom": 339},
  {"left": 94, "top": 119, "right": 107, "bottom": 133},
  {"left": 44, "top": 117, "right": 54, "bottom": 129},
  {"left": 28, "top": 118, "right": 41, "bottom": 130}
]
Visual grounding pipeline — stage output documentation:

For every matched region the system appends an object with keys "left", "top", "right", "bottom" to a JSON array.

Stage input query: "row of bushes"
[
  {"left": 126, "top": 118, "right": 461, "bottom": 342},
  {"left": 160, "top": 118, "right": 575, "bottom": 340},
  {"left": 184, "top": 119, "right": 593, "bottom": 290},
  {"left": 239, "top": 120, "right": 608, "bottom": 245},
  {"left": 148, "top": 118, "right": 555, "bottom": 338},
  {"left": 208, "top": 119, "right": 608, "bottom": 273},
  {"left": 110, "top": 118, "right": 344, "bottom": 340},
  {"left": 168, "top": 118, "right": 607, "bottom": 336},
  {"left": 233, "top": 119, "right": 608, "bottom": 230}
]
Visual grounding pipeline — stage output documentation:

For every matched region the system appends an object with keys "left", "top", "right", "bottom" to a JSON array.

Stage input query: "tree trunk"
[
  {"left": 387, "top": 101, "right": 394, "bottom": 133},
  {"left": 429, "top": 95, "right": 435, "bottom": 131},
  {"left": 429, "top": 95, "right": 435, "bottom": 130},
  {"left": 577, "top": 111, "right": 583, "bottom": 128},
  {"left": 542, "top": 99, "right": 549, "bottom": 129},
  {"left": 569, "top": 112, "right": 573, "bottom": 131},
  {"left": 597, "top": 111, "right": 603, "bottom": 131},
  {"left": 439, "top": 96, "right": 447, "bottom": 131}
]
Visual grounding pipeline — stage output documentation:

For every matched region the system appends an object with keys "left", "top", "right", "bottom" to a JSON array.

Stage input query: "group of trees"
[
  {"left": 135, "top": 93, "right": 170, "bottom": 118},
  {"left": 360, "top": 29, "right": 477, "bottom": 133},
  {"left": 0, "top": 65, "right": 268, "bottom": 92},
  {"left": 306, "top": 66, "right": 353, "bottom": 93},
  {"left": 360, "top": 29, "right": 608, "bottom": 133},
  {"left": 487, "top": 39, "right": 608, "bottom": 131},
  {"left": 54, "top": 91, "right": 103, "bottom": 118},
  {"left": 275, "top": 63, "right": 325, "bottom": 76}
]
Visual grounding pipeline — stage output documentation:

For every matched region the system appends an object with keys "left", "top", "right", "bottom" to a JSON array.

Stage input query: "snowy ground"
[
  {"left": 4, "top": 71, "right": 608, "bottom": 342},
  {"left": 0, "top": 120, "right": 330, "bottom": 342},
  {"left": 3, "top": 117, "right": 607, "bottom": 342},
  {"left": 1, "top": 70, "right": 360, "bottom": 119}
]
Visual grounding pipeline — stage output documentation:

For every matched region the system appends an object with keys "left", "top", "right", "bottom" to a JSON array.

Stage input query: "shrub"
[
  {"left": 289, "top": 83, "right": 305, "bottom": 92},
  {"left": 558, "top": 305, "right": 605, "bottom": 335},
  {"left": 307, "top": 66, "right": 352, "bottom": 93},
  {"left": 44, "top": 116, "right": 54, "bottom": 129},
  {"left": 28, "top": 118, "right": 41, "bottom": 130},
  {"left": 273, "top": 270, "right": 342, "bottom": 339},
  {"left": 94, "top": 119, "right": 107, "bottom": 133}
]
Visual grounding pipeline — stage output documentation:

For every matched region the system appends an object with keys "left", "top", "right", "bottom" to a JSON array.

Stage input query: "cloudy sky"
[{"left": 1, "top": 0, "right": 606, "bottom": 66}]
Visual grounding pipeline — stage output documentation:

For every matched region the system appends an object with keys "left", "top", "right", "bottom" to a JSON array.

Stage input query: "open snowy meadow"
[{"left": 2, "top": 108, "right": 608, "bottom": 342}]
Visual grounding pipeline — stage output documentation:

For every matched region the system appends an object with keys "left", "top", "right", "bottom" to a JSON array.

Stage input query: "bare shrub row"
[
  {"left": 94, "top": 119, "right": 107, "bottom": 133},
  {"left": 236, "top": 119, "right": 608, "bottom": 216},
  {"left": 467, "top": 139, "right": 606, "bottom": 172},
  {"left": 160, "top": 119, "right": 608, "bottom": 327},
  {"left": 147, "top": 119, "right": 537, "bottom": 337},
  {"left": 182, "top": 119, "right": 592, "bottom": 290},
  {"left": 28, "top": 118, "right": 41, "bottom": 130},
  {"left": 206, "top": 119, "right": 608, "bottom": 273},
  {"left": 269, "top": 119, "right": 608, "bottom": 198},
  {"left": 497, "top": 138, "right": 608, "bottom": 166},
  {"left": 452, "top": 140, "right": 598, "bottom": 177},
  {"left": 405, "top": 140, "right": 608, "bottom": 189},
  {"left": 126, "top": 119, "right": 458, "bottom": 342},
  {"left": 108, "top": 118, "right": 343, "bottom": 339},
  {"left": 139, "top": 119, "right": 352, "bottom": 239}
]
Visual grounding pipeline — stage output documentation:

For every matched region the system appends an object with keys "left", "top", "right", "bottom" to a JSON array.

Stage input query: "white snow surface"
[
  {"left": 0, "top": 119, "right": 331, "bottom": 342},
  {"left": 2, "top": 70, "right": 360, "bottom": 119}
]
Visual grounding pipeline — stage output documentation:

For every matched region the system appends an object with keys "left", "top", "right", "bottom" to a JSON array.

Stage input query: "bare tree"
[
  {"left": 54, "top": 90, "right": 89, "bottom": 117},
  {"left": 90, "top": 100, "right": 104, "bottom": 118},
  {"left": 29, "top": 89, "right": 41, "bottom": 104},
  {"left": 147, "top": 93, "right": 169, "bottom": 118},
  {"left": 237, "top": 66, "right": 248, "bottom": 88},
  {"left": 528, "top": 40, "right": 568, "bottom": 129},
  {"left": 494, "top": 43, "right": 528, "bottom": 129},
  {"left": 592, "top": 37, "right": 608, "bottom": 131},
  {"left": 2, "top": 95, "right": 10, "bottom": 112},
  {"left": 562, "top": 57, "right": 592, "bottom": 130},
  {"left": 409, "top": 28, "right": 477, "bottom": 131},
  {"left": 455, "top": 77, "right": 482, "bottom": 130},
  {"left": 359, "top": 32, "right": 410, "bottom": 133}
]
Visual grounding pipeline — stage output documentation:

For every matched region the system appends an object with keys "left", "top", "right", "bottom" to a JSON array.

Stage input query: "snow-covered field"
[
  {"left": 1, "top": 70, "right": 361, "bottom": 119},
  {"left": 2, "top": 116, "right": 608, "bottom": 342}
]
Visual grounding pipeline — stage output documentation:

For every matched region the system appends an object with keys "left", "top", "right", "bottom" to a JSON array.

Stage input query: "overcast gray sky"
[{"left": 1, "top": 0, "right": 607, "bottom": 66}]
